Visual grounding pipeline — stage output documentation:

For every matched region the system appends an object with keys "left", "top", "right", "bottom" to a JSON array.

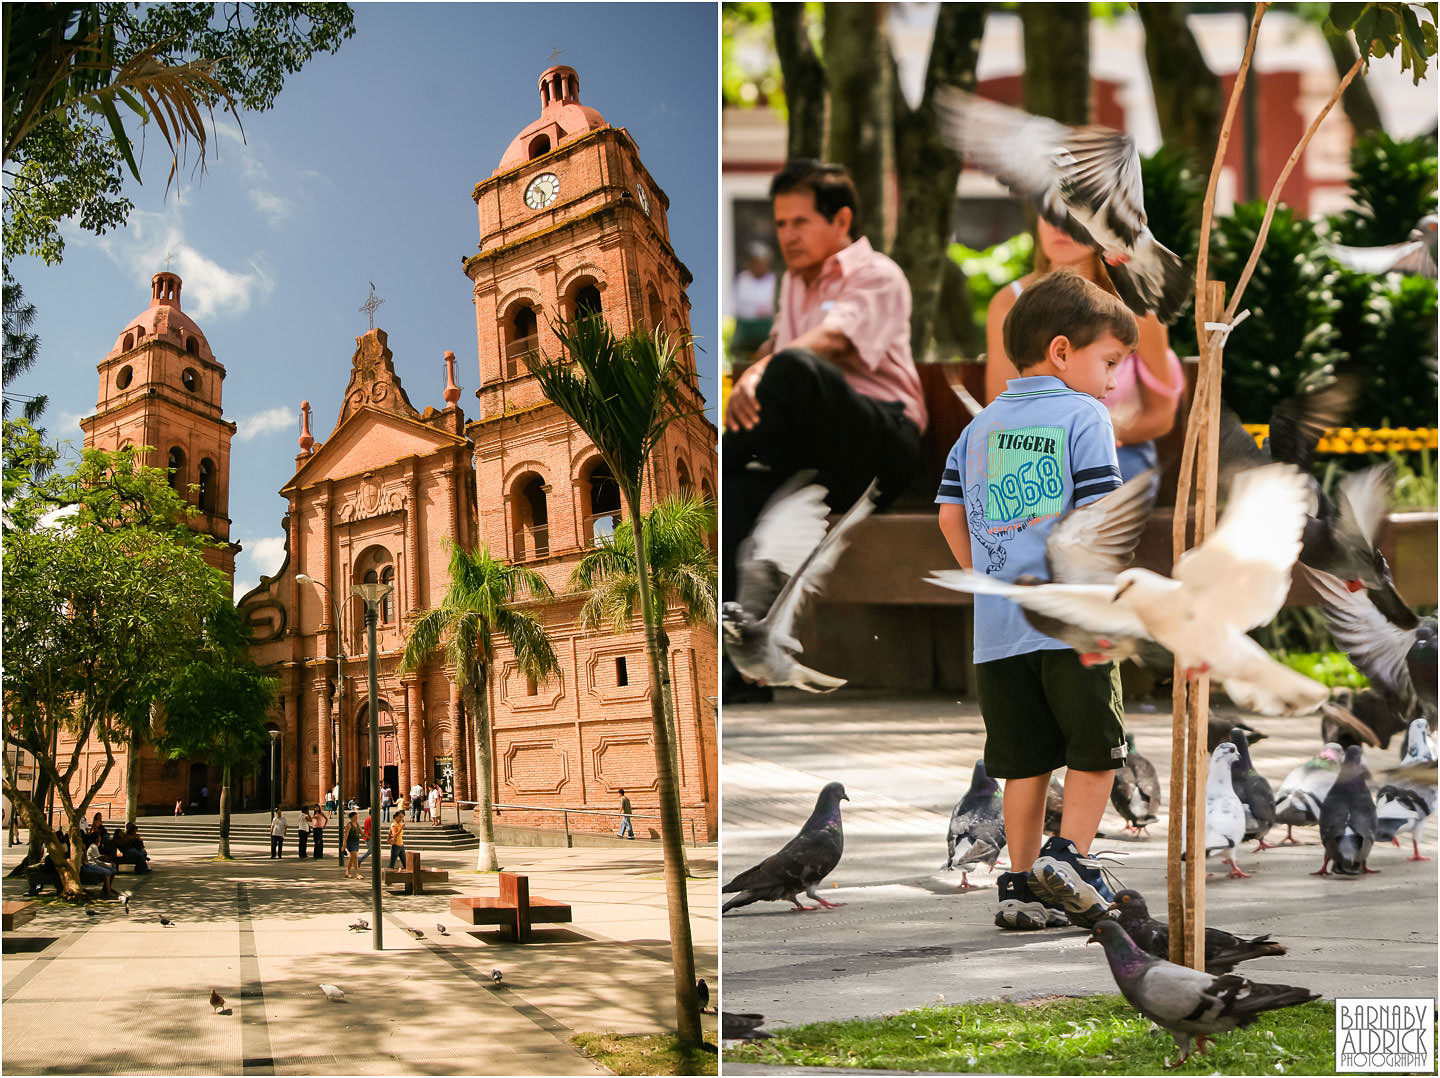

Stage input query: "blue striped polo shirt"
[{"left": 935, "top": 375, "right": 1122, "bottom": 663}]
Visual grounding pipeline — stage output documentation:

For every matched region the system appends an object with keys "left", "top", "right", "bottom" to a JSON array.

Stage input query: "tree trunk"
[
  {"left": 772, "top": 2, "right": 826, "bottom": 160},
  {"left": 1326, "top": 30, "right": 1382, "bottom": 138},
  {"left": 891, "top": 2, "right": 987, "bottom": 362},
  {"left": 654, "top": 629, "right": 690, "bottom": 876},
  {"left": 1140, "top": 3, "right": 1225, "bottom": 170},
  {"left": 627, "top": 496, "right": 701, "bottom": 1048},
  {"left": 1022, "top": 4, "right": 1091, "bottom": 124},
  {"left": 125, "top": 728, "right": 141, "bottom": 824},
  {"left": 470, "top": 675, "right": 501, "bottom": 872},
  {"left": 824, "top": 2, "right": 891, "bottom": 248},
  {"left": 218, "top": 766, "right": 233, "bottom": 859}
]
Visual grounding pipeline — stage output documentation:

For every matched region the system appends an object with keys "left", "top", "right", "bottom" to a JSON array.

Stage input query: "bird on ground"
[
  {"left": 436, "top": 923, "right": 448, "bottom": 936},
  {"left": 405, "top": 927, "right": 425, "bottom": 940},
  {"left": 723, "top": 475, "right": 879, "bottom": 692},
  {"left": 933, "top": 88, "right": 1192, "bottom": 323},
  {"left": 1398, "top": 717, "right": 1437, "bottom": 762},
  {"left": 119, "top": 892, "right": 130, "bottom": 915},
  {"left": 1374, "top": 717, "right": 1435, "bottom": 862},
  {"left": 1088, "top": 919, "right": 1320, "bottom": 1066},
  {"left": 490, "top": 968, "right": 503, "bottom": 985},
  {"left": 1205, "top": 742, "right": 1250, "bottom": 879},
  {"left": 209, "top": 988, "right": 226, "bottom": 1014},
  {"left": 1208, "top": 712, "right": 1266, "bottom": 752},
  {"left": 319, "top": 983, "right": 345, "bottom": 1002},
  {"left": 1275, "top": 743, "right": 1345, "bottom": 844},
  {"left": 1229, "top": 729, "right": 1278, "bottom": 851},
  {"left": 722, "top": 781, "right": 848, "bottom": 913},
  {"left": 1324, "top": 214, "right": 1438, "bottom": 278},
  {"left": 1320, "top": 694, "right": 1391, "bottom": 750},
  {"left": 85, "top": 906, "right": 99, "bottom": 918},
  {"left": 159, "top": 914, "right": 174, "bottom": 927},
  {"left": 1111, "top": 734, "right": 1159, "bottom": 835},
  {"left": 942, "top": 759, "right": 1006, "bottom": 889},
  {"left": 1043, "top": 776, "right": 1065, "bottom": 836},
  {"left": 347, "top": 918, "right": 369, "bottom": 932},
  {"left": 721, "top": 1012, "right": 773, "bottom": 1041},
  {"left": 1109, "top": 890, "right": 1287, "bottom": 975},
  {"left": 697, "top": 978, "right": 711, "bottom": 1013},
  {"left": 1316, "top": 745, "right": 1379, "bottom": 876},
  {"left": 929, "top": 463, "right": 1329, "bottom": 715}
]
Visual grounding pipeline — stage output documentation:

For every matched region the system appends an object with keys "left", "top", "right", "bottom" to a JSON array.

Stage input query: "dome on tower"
[
  {"left": 495, "top": 65, "right": 608, "bottom": 174},
  {"left": 108, "top": 271, "right": 215, "bottom": 363}
]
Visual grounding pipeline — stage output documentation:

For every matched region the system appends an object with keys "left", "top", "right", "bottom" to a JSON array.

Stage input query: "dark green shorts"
[{"left": 974, "top": 648, "right": 1126, "bottom": 779}]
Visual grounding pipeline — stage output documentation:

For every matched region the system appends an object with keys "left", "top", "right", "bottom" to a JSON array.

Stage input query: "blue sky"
[{"left": 9, "top": 2, "right": 720, "bottom": 597}]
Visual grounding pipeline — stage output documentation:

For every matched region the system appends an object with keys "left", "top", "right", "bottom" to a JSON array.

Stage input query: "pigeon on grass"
[
  {"left": 1110, "top": 890, "right": 1286, "bottom": 975},
  {"left": 1374, "top": 717, "right": 1435, "bottom": 862},
  {"left": 942, "top": 760, "right": 1006, "bottom": 889},
  {"left": 1111, "top": 734, "right": 1159, "bottom": 835},
  {"left": 1088, "top": 919, "right": 1320, "bottom": 1067},
  {"left": 1205, "top": 742, "right": 1250, "bottom": 879},
  {"left": 1315, "top": 745, "right": 1379, "bottom": 876},
  {"left": 722, "top": 782, "right": 847, "bottom": 913},
  {"left": 933, "top": 88, "right": 1192, "bottom": 323},
  {"left": 1275, "top": 743, "right": 1345, "bottom": 844},
  {"left": 721, "top": 1012, "right": 773, "bottom": 1041},
  {"left": 1229, "top": 729, "right": 1278, "bottom": 851},
  {"left": 723, "top": 475, "right": 879, "bottom": 692}
]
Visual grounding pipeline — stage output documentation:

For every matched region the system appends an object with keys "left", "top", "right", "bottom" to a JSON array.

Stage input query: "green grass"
[
  {"left": 571, "top": 1032, "right": 718, "bottom": 1076},
  {"left": 724, "top": 996, "right": 1338, "bottom": 1074}
]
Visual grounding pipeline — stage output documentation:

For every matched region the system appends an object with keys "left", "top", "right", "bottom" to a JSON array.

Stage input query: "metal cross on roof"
[
  {"left": 547, "top": 46, "right": 563, "bottom": 64},
  {"left": 359, "top": 281, "right": 385, "bottom": 330},
  {"left": 165, "top": 250, "right": 173, "bottom": 272}
]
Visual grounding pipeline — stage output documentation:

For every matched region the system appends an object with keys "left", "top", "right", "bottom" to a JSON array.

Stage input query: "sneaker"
[
  {"left": 994, "top": 871, "right": 1070, "bottom": 930},
  {"left": 1029, "top": 836, "right": 1121, "bottom": 928}
]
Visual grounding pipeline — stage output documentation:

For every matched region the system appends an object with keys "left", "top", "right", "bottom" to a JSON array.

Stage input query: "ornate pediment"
[{"left": 333, "top": 328, "right": 419, "bottom": 432}]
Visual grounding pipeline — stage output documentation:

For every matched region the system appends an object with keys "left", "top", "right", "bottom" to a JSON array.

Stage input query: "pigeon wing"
[
  {"left": 764, "top": 480, "right": 878, "bottom": 640},
  {"left": 1213, "top": 631, "right": 1330, "bottom": 716},
  {"left": 933, "top": 88, "right": 1071, "bottom": 208},
  {"left": 1267, "top": 376, "right": 1357, "bottom": 475},
  {"left": 735, "top": 473, "right": 831, "bottom": 619},
  {"left": 1305, "top": 565, "right": 1419, "bottom": 715},
  {"left": 1058, "top": 127, "right": 1145, "bottom": 246},
  {"left": 1046, "top": 471, "right": 1155, "bottom": 583},
  {"left": 928, "top": 571, "right": 1151, "bottom": 641}
]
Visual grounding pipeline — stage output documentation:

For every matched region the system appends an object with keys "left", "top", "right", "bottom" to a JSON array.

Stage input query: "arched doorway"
[{"left": 357, "top": 700, "right": 400, "bottom": 809}]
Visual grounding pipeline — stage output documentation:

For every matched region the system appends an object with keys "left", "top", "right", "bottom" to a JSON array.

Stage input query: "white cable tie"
[{"left": 1203, "top": 308, "right": 1251, "bottom": 349}]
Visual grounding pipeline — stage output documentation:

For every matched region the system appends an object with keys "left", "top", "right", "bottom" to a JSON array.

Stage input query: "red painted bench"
[
  {"left": 3, "top": 900, "right": 36, "bottom": 931},
  {"left": 449, "top": 871, "right": 572, "bottom": 942},
  {"left": 383, "top": 850, "right": 449, "bottom": 895}
]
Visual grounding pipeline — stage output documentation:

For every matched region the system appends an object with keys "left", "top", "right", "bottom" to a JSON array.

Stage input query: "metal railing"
[
  {"left": 583, "top": 510, "right": 622, "bottom": 547},
  {"left": 512, "top": 523, "right": 550, "bottom": 559},
  {"left": 504, "top": 335, "right": 539, "bottom": 378},
  {"left": 456, "top": 800, "right": 700, "bottom": 847}
]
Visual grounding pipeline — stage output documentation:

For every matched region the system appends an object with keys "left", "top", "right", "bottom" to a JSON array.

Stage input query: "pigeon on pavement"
[
  {"left": 1205, "top": 742, "right": 1250, "bottom": 879},
  {"left": 929, "top": 463, "right": 1328, "bottom": 715},
  {"left": 942, "top": 759, "right": 1006, "bottom": 889},
  {"left": 85, "top": 906, "right": 99, "bottom": 918},
  {"left": 159, "top": 914, "right": 174, "bottom": 927},
  {"left": 1316, "top": 745, "right": 1379, "bottom": 876},
  {"left": 723, "top": 475, "right": 878, "bottom": 692},
  {"left": 721, "top": 1012, "right": 774, "bottom": 1041},
  {"left": 490, "top": 968, "right": 503, "bottom": 985},
  {"left": 1044, "top": 776, "right": 1065, "bottom": 836},
  {"left": 1324, "top": 214, "right": 1438, "bottom": 278},
  {"left": 1088, "top": 919, "right": 1319, "bottom": 1066},
  {"left": 209, "top": 988, "right": 226, "bottom": 1014},
  {"left": 348, "top": 918, "right": 369, "bottom": 932},
  {"left": 933, "top": 88, "right": 1192, "bottom": 322},
  {"left": 119, "top": 891, "right": 130, "bottom": 915},
  {"left": 1374, "top": 717, "right": 1436, "bottom": 861},
  {"left": 1110, "top": 889, "right": 1287, "bottom": 974},
  {"left": 405, "top": 927, "right": 425, "bottom": 940},
  {"left": 1111, "top": 734, "right": 1159, "bottom": 835},
  {"left": 1229, "top": 729, "right": 1278, "bottom": 851},
  {"left": 1208, "top": 712, "right": 1266, "bottom": 752},
  {"left": 697, "top": 978, "right": 711, "bottom": 1012},
  {"left": 436, "top": 923, "right": 448, "bottom": 936},
  {"left": 723, "top": 781, "right": 848, "bottom": 913},
  {"left": 319, "top": 983, "right": 345, "bottom": 1002},
  {"left": 1275, "top": 743, "right": 1345, "bottom": 843}
]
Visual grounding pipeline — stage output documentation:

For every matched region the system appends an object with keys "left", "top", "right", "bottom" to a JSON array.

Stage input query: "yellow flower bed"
[{"left": 1242, "top": 425, "right": 1439, "bottom": 453}]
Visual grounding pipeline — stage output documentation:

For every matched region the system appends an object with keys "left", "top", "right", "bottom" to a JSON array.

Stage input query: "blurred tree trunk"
[
  {"left": 1022, "top": 4, "right": 1091, "bottom": 123},
  {"left": 1140, "top": 4, "right": 1225, "bottom": 170},
  {"left": 892, "top": 3, "right": 987, "bottom": 361},
  {"left": 824, "top": 3, "right": 891, "bottom": 248},
  {"left": 1326, "top": 30, "right": 1383, "bottom": 138},
  {"left": 772, "top": 2, "right": 826, "bottom": 161}
]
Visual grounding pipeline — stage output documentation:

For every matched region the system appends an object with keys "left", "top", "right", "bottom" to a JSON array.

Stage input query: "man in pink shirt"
[{"left": 723, "top": 161, "right": 927, "bottom": 703}]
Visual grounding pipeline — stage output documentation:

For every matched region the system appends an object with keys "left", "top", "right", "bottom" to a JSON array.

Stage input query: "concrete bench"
[
  {"left": 3, "top": 901, "right": 36, "bottom": 931},
  {"left": 449, "top": 871, "right": 572, "bottom": 942},
  {"left": 383, "top": 851, "right": 449, "bottom": 895}
]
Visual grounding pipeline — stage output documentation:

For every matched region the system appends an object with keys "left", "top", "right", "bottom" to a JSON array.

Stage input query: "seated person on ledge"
[
  {"left": 37, "top": 835, "right": 116, "bottom": 897},
  {"left": 112, "top": 823, "right": 151, "bottom": 872}
]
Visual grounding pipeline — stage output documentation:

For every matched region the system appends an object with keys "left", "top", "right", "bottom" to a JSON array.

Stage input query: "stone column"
[
  {"left": 316, "top": 680, "right": 333, "bottom": 806},
  {"left": 405, "top": 463, "right": 420, "bottom": 616},
  {"left": 407, "top": 677, "right": 425, "bottom": 791}
]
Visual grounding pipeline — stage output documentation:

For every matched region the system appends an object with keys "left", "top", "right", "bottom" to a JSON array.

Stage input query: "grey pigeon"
[
  {"left": 1275, "top": 743, "right": 1344, "bottom": 843},
  {"left": 1205, "top": 742, "right": 1249, "bottom": 879},
  {"left": 1325, "top": 215, "right": 1438, "bottom": 278},
  {"left": 942, "top": 760, "right": 1006, "bottom": 889},
  {"left": 1043, "top": 776, "right": 1065, "bottom": 836},
  {"left": 933, "top": 89, "right": 1192, "bottom": 323},
  {"left": 721, "top": 1012, "right": 773, "bottom": 1041},
  {"left": 348, "top": 918, "right": 369, "bottom": 932},
  {"left": 1374, "top": 717, "right": 1435, "bottom": 861},
  {"left": 436, "top": 923, "right": 448, "bottom": 936},
  {"left": 120, "top": 891, "right": 131, "bottom": 915},
  {"left": 1089, "top": 919, "right": 1320, "bottom": 1066},
  {"left": 85, "top": 906, "right": 99, "bottom": 918},
  {"left": 722, "top": 781, "right": 848, "bottom": 913},
  {"left": 1229, "top": 729, "right": 1277, "bottom": 851},
  {"left": 1208, "top": 712, "right": 1266, "bottom": 752},
  {"left": 1110, "top": 889, "right": 1287, "bottom": 975},
  {"left": 319, "top": 983, "right": 345, "bottom": 1002},
  {"left": 1320, "top": 693, "right": 1395, "bottom": 750},
  {"left": 405, "top": 926, "right": 425, "bottom": 940},
  {"left": 696, "top": 978, "right": 710, "bottom": 1012},
  {"left": 209, "top": 988, "right": 226, "bottom": 1014},
  {"left": 1111, "top": 733, "right": 1159, "bottom": 835},
  {"left": 1315, "top": 745, "right": 1379, "bottom": 876},
  {"left": 159, "top": 914, "right": 173, "bottom": 926},
  {"left": 723, "top": 475, "right": 878, "bottom": 692},
  {"left": 490, "top": 968, "right": 503, "bottom": 985}
]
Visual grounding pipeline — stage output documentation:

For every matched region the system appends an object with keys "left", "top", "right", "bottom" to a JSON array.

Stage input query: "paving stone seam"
[
  {"left": 2, "top": 922, "right": 88, "bottom": 1002},
  {"left": 237, "top": 882, "right": 275, "bottom": 1076}
]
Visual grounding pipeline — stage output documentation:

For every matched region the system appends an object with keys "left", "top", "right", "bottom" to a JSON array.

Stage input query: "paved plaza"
[
  {"left": 2, "top": 832, "right": 718, "bottom": 1075},
  {"left": 722, "top": 690, "right": 1438, "bottom": 1035}
]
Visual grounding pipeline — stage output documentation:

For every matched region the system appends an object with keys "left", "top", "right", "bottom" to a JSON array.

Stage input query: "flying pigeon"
[
  {"left": 1275, "top": 743, "right": 1345, "bottom": 843},
  {"left": 1229, "top": 729, "right": 1278, "bottom": 851},
  {"left": 942, "top": 759, "right": 1006, "bottom": 889},
  {"left": 1324, "top": 215, "right": 1438, "bottom": 278},
  {"left": 1088, "top": 919, "right": 1320, "bottom": 1066},
  {"left": 1110, "top": 889, "right": 1287, "bottom": 975},
  {"left": 697, "top": 978, "right": 711, "bottom": 1013},
  {"left": 722, "top": 781, "right": 848, "bottom": 913},
  {"left": 1315, "top": 745, "right": 1379, "bottom": 876},
  {"left": 929, "top": 463, "right": 1329, "bottom": 715},
  {"left": 319, "top": 983, "right": 346, "bottom": 1002},
  {"left": 159, "top": 914, "right": 173, "bottom": 927},
  {"left": 1374, "top": 717, "right": 1435, "bottom": 861},
  {"left": 723, "top": 475, "right": 879, "bottom": 692},
  {"left": 490, "top": 968, "right": 503, "bottom": 985},
  {"left": 933, "top": 88, "right": 1192, "bottom": 323},
  {"left": 1111, "top": 734, "right": 1159, "bottom": 835},
  {"left": 721, "top": 1012, "right": 773, "bottom": 1041},
  {"left": 1205, "top": 742, "right": 1250, "bottom": 879},
  {"left": 1208, "top": 712, "right": 1266, "bottom": 752},
  {"left": 348, "top": 918, "right": 369, "bottom": 932},
  {"left": 1320, "top": 694, "right": 1389, "bottom": 749},
  {"left": 209, "top": 988, "right": 226, "bottom": 1014},
  {"left": 436, "top": 923, "right": 448, "bottom": 936}
]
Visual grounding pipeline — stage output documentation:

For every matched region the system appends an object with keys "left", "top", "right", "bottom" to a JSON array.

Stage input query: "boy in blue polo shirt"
[{"left": 936, "top": 270, "right": 1135, "bottom": 930}]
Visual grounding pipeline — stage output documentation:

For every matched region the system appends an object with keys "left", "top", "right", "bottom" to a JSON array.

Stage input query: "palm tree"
[
  {"left": 399, "top": 540, "right": 558, "bottom": 872},
  {"left": 525, "top": 315, "right": 705, "bottom": 1048}
]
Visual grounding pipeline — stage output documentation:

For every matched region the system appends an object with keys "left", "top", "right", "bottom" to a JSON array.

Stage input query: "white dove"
[
  {"left": 933, "top": 88, "right": 1192, "bottom": 323},
  {"left": 1205, "top": 742, "right": 1250, "bottom": 879},
  {"left": 319, "top": 983, "right": 345, "bottom": 1002},
  {"left": 928, "top": 463, "right": 1329, "bottom": 716}
]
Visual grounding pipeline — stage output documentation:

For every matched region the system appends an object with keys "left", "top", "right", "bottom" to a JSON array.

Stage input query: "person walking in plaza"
[
  {"left": 343, "top": 810, "right": 361, "bottom": 878},
  {"left": 269, "top": 807, "right": 285, "bottom": 859},
  {"left": 380, "top": 784, "right": 392, "bottom": 823},
  {"left": 410, "top": 781, "right": 423, "bottom": 822},
  {"left": 936, "top": 270, "right": 1134, "bottom": 932},
  {"left": 310, "top": 804, "right": 329, "bottom": 861},
  {"left": 387, "top": 812, "right": 407, "bottom": 870},
  {"left": 358, "top": 811, "right": 374, "bottom": 865},
  {"left": 297, "top": 804, "right": 311, "bottom": 858},
  {"left": 617, "top": 789, "right": 635, "bottom": 839}
]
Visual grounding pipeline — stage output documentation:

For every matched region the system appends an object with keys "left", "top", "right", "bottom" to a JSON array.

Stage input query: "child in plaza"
[{"left": 935, "top": 270, "right": 1134, "bottom": 930}]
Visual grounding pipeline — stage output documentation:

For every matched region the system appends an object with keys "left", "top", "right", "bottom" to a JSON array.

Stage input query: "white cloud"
[
  {"left": 240, "top": 534, "right": 287, "bottom": 583},
  {"left": 235, "top": 405, "right": 296, "bottom": 443},
  {"left": 249, "top": 188, "right": 293, "bottom": 226}
]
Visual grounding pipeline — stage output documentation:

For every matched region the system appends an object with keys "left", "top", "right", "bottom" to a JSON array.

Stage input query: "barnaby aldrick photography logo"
[{"left": 1335, "top": 997, "right": 1435, "bottom": 1073}]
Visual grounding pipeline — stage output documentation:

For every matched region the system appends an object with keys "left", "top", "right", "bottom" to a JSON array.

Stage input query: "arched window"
[
  {"left": 351, "top": 546, "right": 395, "bottom": 648},
  {"left": 504, "top": 302, "right": 539, "bottom": 379},
  {"left": 380, "top": 566, "right": 395, "bottom": 623},
  {"left": 675, "top": 456, "right": 693, "bottom": 493},
  {"left": 528, "top": 133, "right": 551, "bottom": 159},
  {"left": 167, "top": 447, "right": 186, "bottom": 494},
  {"left": 646, "top": 286, "right": 663, "bottom": 331},
  {"left": 122, "top": 333, "right": 134, "bottom": 352},
  {"left": 197, "top": 458, "right": 214, "bottom": 512},
  {"left": 182, "top": 367, "right": 199, "bottom": 392},
  {"left": 584, "top": 459, "right": 622, "bottom": 546},
  {"left": 186, "top": 336, "right": 199, "bottom": 355},
  {"left": 573, "top": 283, "right": 602, "bottom": 321},
  {"left": 511, "top": 472, "right": 549, "bottom": 558}
]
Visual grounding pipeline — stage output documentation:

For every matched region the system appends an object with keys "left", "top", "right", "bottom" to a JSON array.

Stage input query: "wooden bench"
[
  {"left": 2, "top": 900, "right": 36, "bottom": 931},
  {"left": 449, "top": 871, "right": 572, "bottom": 942},
  {"left": 383, "top": 850, "right": 449, "bottom": 895}
]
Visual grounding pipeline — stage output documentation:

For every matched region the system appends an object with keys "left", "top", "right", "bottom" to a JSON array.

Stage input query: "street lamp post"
[
  {"left": 352, "top": 581, "right": 392, "bottom": 952},
  {"left": 268, "top": 729, "right": 280, "bottom": 813},
  {"left": 296, "top": 573, "right": 347, "bottom": 867}
]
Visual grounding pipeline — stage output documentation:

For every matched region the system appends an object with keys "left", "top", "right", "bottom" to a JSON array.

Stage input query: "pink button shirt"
[{"left": 772, "top": 236, "right": 928, "bottom": 432}]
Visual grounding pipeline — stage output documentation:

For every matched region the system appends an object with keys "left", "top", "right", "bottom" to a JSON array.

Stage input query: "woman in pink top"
[{"left": 985, "top": 219, "right": 1184, "bottom": 483}]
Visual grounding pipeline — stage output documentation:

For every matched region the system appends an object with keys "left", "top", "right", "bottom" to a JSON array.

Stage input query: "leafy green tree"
[
  {"left": 1329, "top": 129, "right": 1439, "bottom": 246},
  {"left": 525, "top": 316, "right": 704, "bottom": 1049},
  {"left": 2, "top": 269, "right": 47, "bottom": 424},
  {"left": 399, "top": 541, "right": 558, "bottom": 872}
]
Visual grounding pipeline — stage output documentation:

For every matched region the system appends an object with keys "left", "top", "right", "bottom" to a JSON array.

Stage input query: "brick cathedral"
[{"left": 78, "top": 66, "right": 719, "bottom": 839}]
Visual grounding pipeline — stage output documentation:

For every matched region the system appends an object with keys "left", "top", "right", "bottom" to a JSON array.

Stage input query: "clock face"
[
  {"left": 635, "top": 183, "right": 650, "bottom": 215},
  {"left": 524, "top": 172, "right": 559, "bottom": 210}
]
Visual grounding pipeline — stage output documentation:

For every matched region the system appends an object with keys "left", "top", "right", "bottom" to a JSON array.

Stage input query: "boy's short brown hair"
[{"left": 1003, "top": 270, "right": 1139, "bottom": 371}]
